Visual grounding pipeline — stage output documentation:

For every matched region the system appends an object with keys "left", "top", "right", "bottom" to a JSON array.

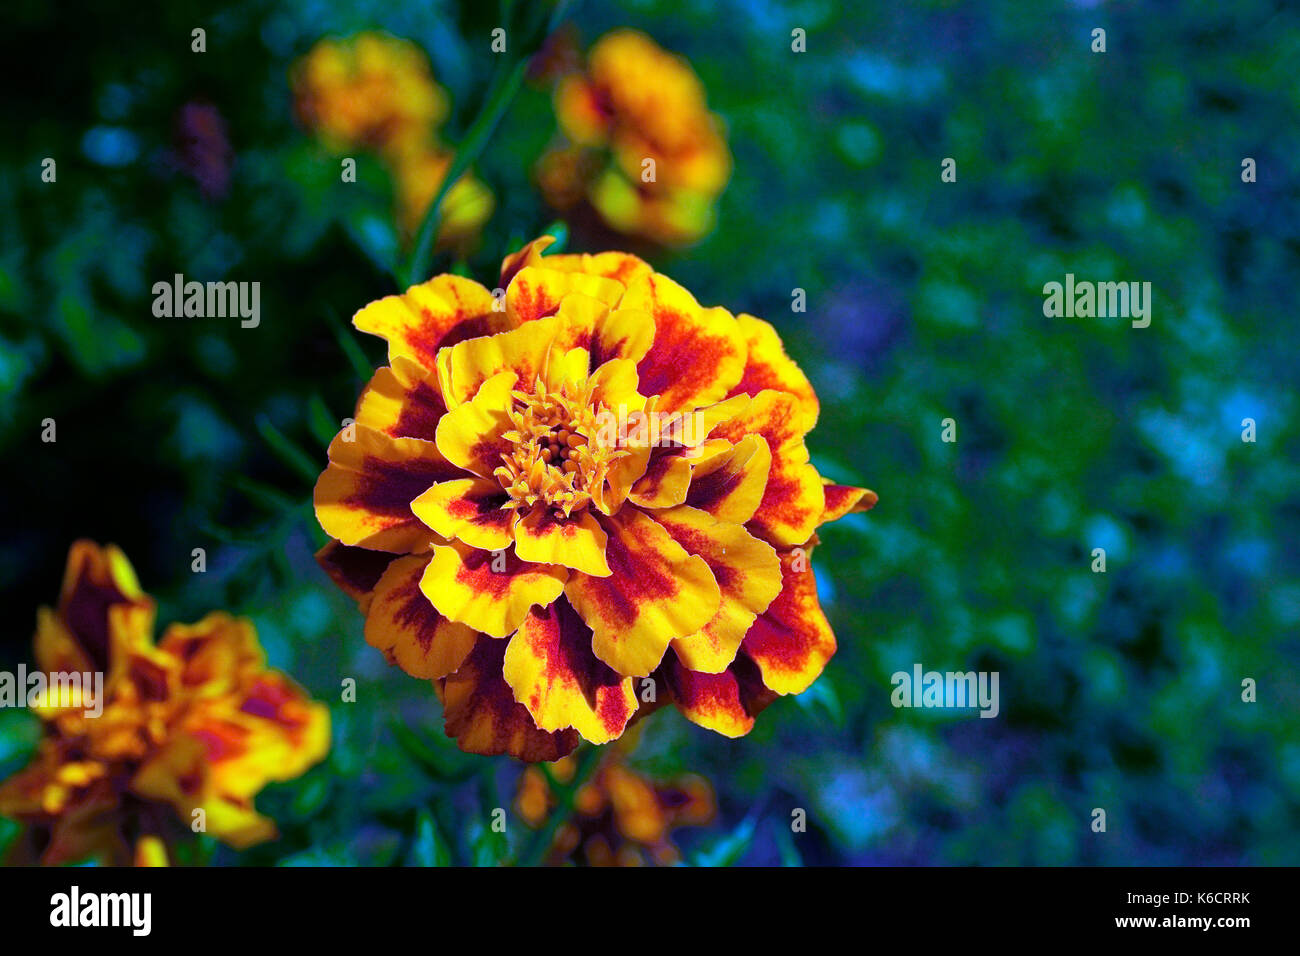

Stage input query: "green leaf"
[
  {"left": 411, "top": 810, "right": 453, "bottom": 867},
  {"left": 690, "top": 817, "right": 756, "bottom": 867}
]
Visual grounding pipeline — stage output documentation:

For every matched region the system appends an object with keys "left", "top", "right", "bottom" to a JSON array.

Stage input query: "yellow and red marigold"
[
  {"left": 314, "top": 235, "right": 875, "bottom": 762},
  {"left": 0, "top": 542, "right": 330, "bottom": 866},
  {"left": 538, "top": 29, "right": 731, "bottom": 245},
  {"left": 292, "top": 32, "right": 493, "bottom": 250},
  {"left": 516, "top": 748, "right": 715, "bottom": 866},
  {"left": 292, "top": 32, "right": 449, "bottom": 159}
]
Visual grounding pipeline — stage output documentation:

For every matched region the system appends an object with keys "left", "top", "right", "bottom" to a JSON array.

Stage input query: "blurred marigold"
[
  {"left": 516, "top": 749, "right": 714, "bottom": 865},
  {"left": 292, "top": 32, "right": 448, "bottom": 158},
  {"left": 539, "top": 29, "right": 731, "bottom": 245},
  {"left": 314, "top": 235, "right": 875, "bottom": 762},
  {"left": 0, "top": 542, "right": 330, "bottom": 866},
  {"left": 293, "top": 32, "right": 493, "bottom": 251}
]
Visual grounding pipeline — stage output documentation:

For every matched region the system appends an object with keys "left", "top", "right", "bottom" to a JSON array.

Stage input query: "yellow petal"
[
  {"left": 654, "top": 505, "right": 782, "bottom": 673},
  {"left": 365, "top": 554, "right": 477, "bottom": 678},
  {"left": 353, "top": 274, "right": 508, "bottom": 370},
  {"left": 503, "top": 599, "right": 636, "bottom": 743},
  {"left": 411, "top": 477, "right": 519, "bottom": 551},
  {"left": 514, "top": 508, "right": 611, "bottom": 577},
  {"left": 421, "top": 540, "right": 567, "bottom": 638},
  {"left": 564, "top": 509, "right": 720, "bottom": 676},
  {"left": 621, "top": 273, "right": 746, "bottom": 414},
  {"left": 314, "top": 424, "right": 462, "bottom": 552}
]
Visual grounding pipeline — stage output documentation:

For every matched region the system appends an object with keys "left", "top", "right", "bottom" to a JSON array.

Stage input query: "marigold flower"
[
  {"left": 293, "top": 32, "right": 493, "bottom": 251},
  {"left": 390, "top": 144, "right": 495, "bottom": 249},
  {"left": 539, "top": 29, "right": 731, "bottom": 245},
  {"left": 0, "top": 542, "right": 330, "bottom": 866},
  {"left": 292, "top": 32, "right": 449, "bottom": 159},
  {"left": 516, "top": 750, "right": 714, "bottom": 865},
  {"left": 314, "top": 235, "right": 875, "bottom": 762}
]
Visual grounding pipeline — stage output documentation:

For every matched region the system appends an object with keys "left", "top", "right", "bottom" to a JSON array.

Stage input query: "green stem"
[
  {"left": 518, "top": 744, "right": 602, "bottom": 866},
  {"left": 401, "top": 45, "right": 527, "bottom": 287}
]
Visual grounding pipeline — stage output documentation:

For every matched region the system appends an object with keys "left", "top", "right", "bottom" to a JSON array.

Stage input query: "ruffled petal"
[
  {"left": 421, "top": 540, "right": 567, "bottom": 638},
  {"left": 365, "top": 555, "right": 477, "bottom": 678},
  {"left": 726, "top": 313, "right": 819, "bottom": 428},
  {"left": 503, "top": 599, "right": 636, "bottom": 743},
  {"left": 438, "top": 315, "right": 565, "bottom": 408},
  {"left": 741, "top": 549, "right": 836, "bottom": 695},
  {"left": 660, "top": 650, "right": 775, "bottom": 738},
  {"left": 314, "top": 542, "right": 396, "bottom": 613},
  {"left": 433, "top": 369, "right": 517, "bottom": 478},
  {"left": 712, "top": 391, "right": 823, "bottom": 547},
  {"left": 622, "top": 273, "right": 746, "bottom": 413},
  {"left": 411, "top": 477, "right": 519, "bottom": 551},
  {"left": 354, "top": 355, "right": 447, "bottom": 441},
  {"left": 684, "top": 433, "right": 771, "bottom": 525},
  {"left": 505, "top": 265, "right": 625, "bottom": 326},
  {"left": 564, "top": 509, "right": 720, "bottom": 676},
  {"left": 821, "top": 482, "right": 879, "bottom": 524},
  {"left": 514, "top": 508, "right": 611, "bottom": 577},
  {"left": 314, "top": 424, "right": 462, "bottom": 552},
  {"left": 440, "top": 634, "right": 579, "bottom": 761},
  {"left": 353, "top": 274, "right": 509, "bottom": 370},
  {"left": 654, "top": 505, "right": 782, "bottom": 673}
]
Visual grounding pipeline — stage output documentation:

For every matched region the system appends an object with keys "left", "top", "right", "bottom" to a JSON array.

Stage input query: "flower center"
[{"left": 493, "top": 377, "right": 626, "bottom": 518}]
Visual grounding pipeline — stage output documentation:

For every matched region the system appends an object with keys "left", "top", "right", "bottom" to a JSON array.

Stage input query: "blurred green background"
[{"left": 1, "top": 0, "right": 1297, "bottom": 864}]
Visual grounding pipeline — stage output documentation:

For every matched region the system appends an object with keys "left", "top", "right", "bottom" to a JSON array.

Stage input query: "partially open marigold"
[
  {"left": 315, "top": 235, "right": 875, "bottom": 762},
  {"left": 292, "top": 32, "right": 449, "bottom": 159},
  {"left": 516, "top": 749, "right": 714, "bottom": 866},
  {"left": 539, "top": 29, "right": 731, "bottom": 245},
  {"left": 293, "top": 32, "right": 494, "bottom": 251},
  {"left": 0, "top": 542, "right": 330, "bottom": 865}
]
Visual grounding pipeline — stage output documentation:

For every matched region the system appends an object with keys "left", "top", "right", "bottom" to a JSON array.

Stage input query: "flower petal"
[
  {"left": 421, "top": 540, "right": 567, "bottom": 638},
  {"left": 353, "top": 275, "right": 508, "bottom": 370},
  {"left": 659, "top": 650, "right": 775, "bottom": 738},
  {"left": 623, "top": 273, "right": 746, "bottom": 413},
  {"left": 821, "top": 482, "right": 879, "bottom": 524},
  {"left": 654, "top": 505, "right": 783, "bottom": 673},
  {"left": 314, "top": 424, "right": 461, "bottom": 552},
  {"left": 440, "top": 634, "right": 579, "bottom": 761},
  {"left": 314, "top": 542, "right": 396, "bottom": 613},
  {"left": 433, "top": 369, "right": 517, "bottom": 478},
  {"left": 438, "top": 315, "right": 565, "bottom": 407},
  {"left": 712, "top": 390, "right": 822, "bottom": 547},
  {"left": 725, "top": 313, "right": 819, "bottom": 429},
  {"left": 411, "top": 477, "right": 519, "bottom": 551},
  {"left": 365, "top": 555, "right": 477, "bottom": 679},
  {"left": 684, "top": 434, "right": 772, "bottom": 525},
  {"left": 503, "top": 599, "right": 636, "bottom": 743},
  {"left": 354, "top": 355, "right": 448, "bottom": 441},
  {"left": 741, "top": 549, "right": 836, "bottom": 695},
  {"left": 505, "top": 265, "right": 625, "bottom": 325},
  {"left": 564, "top": 509, "right": 720, "bottom": 676},
  {"left": 514, "top": 508, "right": 611, "bottom": 577}
]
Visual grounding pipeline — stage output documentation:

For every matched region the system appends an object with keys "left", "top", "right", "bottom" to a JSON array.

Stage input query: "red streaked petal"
[
  {"left": 365, "top": 555, "right": 477, "bottom": 679},
  {"left": 440, "top": 634, "right": 580, "bottom": 762},
  {"left": 741, "top": 549, "right": 836, "bottom": 695},
  {"left": 314, "top": 424, "right": 463, "bottom": 552},
  {"left": 660, "top": 650, "right": 775, "bottom": 738},
  {"left": 421, "top": 540, "right": 567, "bottom": 638},
  {"left": 564, "top": 509, "right": 720, "bottom": 676},
  {"left": 503, "top": 599, "right": 636, "bottom": 743},
  {"left": 353, "top": 275, "right": 509, "bottom": 370},
  {"left": 411, "top": 478, "right": 519, "bottom": 551}
]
